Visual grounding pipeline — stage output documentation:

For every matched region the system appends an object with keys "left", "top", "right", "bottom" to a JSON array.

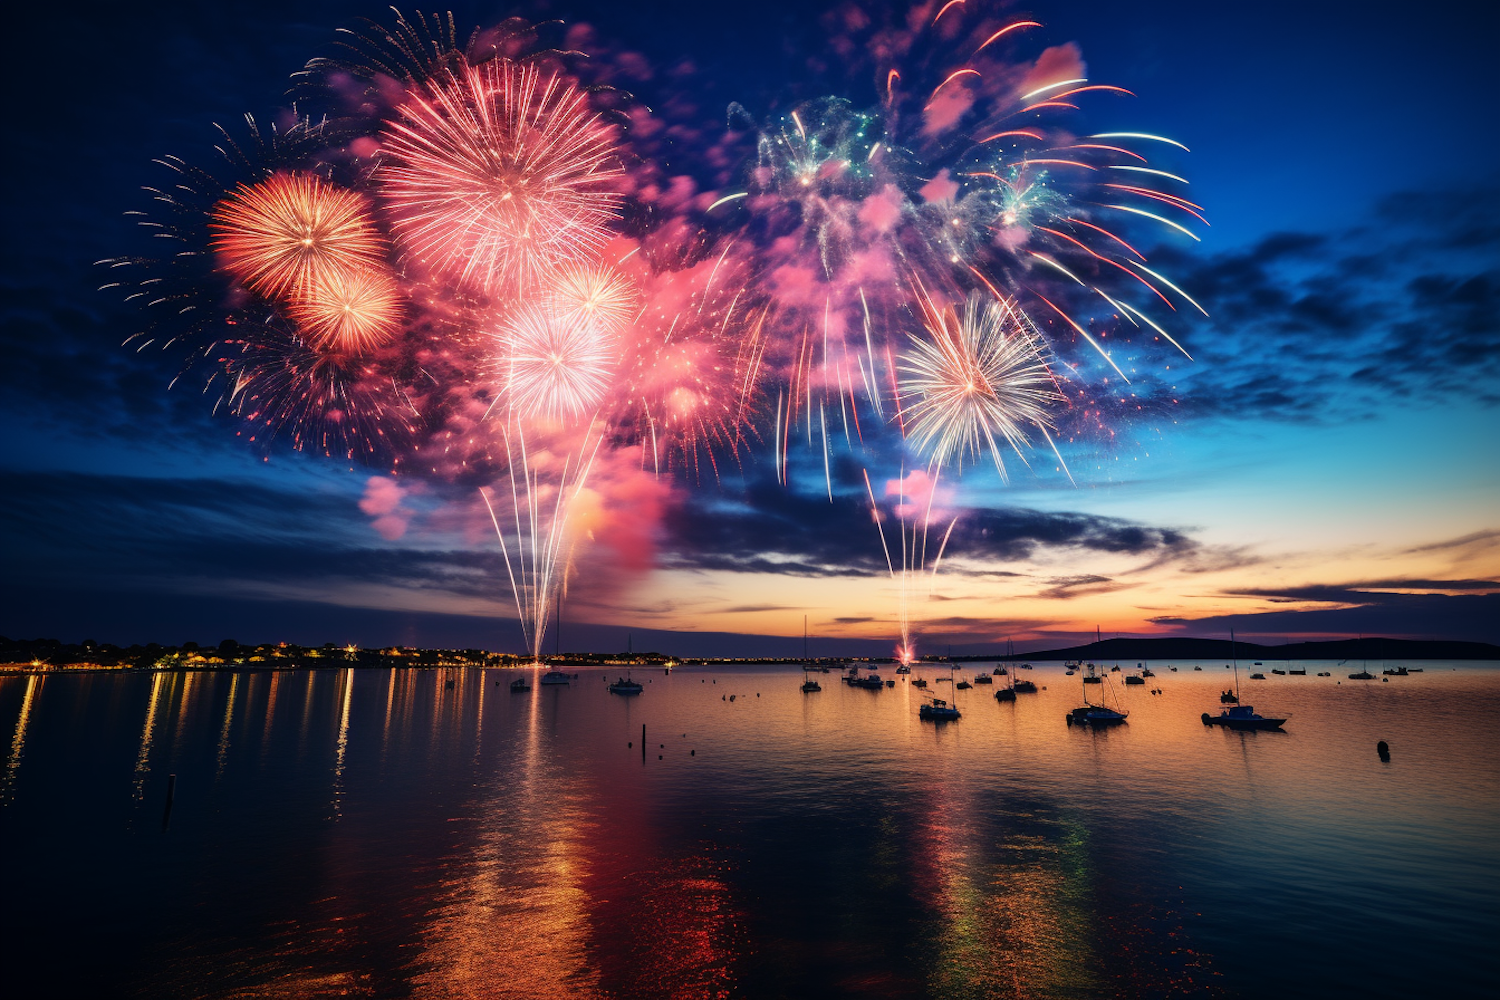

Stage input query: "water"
[{"left": 2, "top": 661, "right": 1497, "bottom": 998}]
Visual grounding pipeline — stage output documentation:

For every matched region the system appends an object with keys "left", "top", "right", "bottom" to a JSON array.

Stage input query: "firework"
[
  {"left": 209, "top": 172, "right": 389, "bottom": 301},
  {"left": 493, "top": 301, "right": 616, "bottom": 422},
  {"left": 104, "top": 4, "right": 1207, "bottom": 665},
  {"left": 378, "top": 58, "right": 623, "bottom": 295},
  {"left": 607, "top": 241, "right": 769, "bottom": 477},
  {"left": 547, "top": 262, "right": 638, "bottom": 333},
  {"left": 221, "top": 327, "right": 414, "bottom": 462},
  {"left": 899, "top": 292, "right": 1063, "bottom": 478},
  {"left": 619, "top": 310, "right": 767, "bottom": 477},
  {"left": 288, "top": 265, "right": 404, "bottom": 356}
]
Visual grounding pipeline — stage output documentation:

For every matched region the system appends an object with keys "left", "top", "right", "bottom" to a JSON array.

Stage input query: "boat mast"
[{"left": 1232, "top": 627, "right": 1239, "bottom": 700}]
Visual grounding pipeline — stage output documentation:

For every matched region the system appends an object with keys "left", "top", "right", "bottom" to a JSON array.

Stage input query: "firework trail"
[
  {"left": 863, "top": 468, "right": 957, "bottom": 664},
  {"left": 479, "top": 420, "right": 603, "bottom": 662}
]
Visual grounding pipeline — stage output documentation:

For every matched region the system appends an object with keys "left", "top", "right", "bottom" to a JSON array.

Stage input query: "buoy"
[
  {"left": 690, "top": 749, "right": 695, "bottom": 756},
  {"left": 1377, "top": 740, "right": 1390, "bottom": 760},
  {"left": 628, "top": 742, "right": 632, "bottom": 748}
]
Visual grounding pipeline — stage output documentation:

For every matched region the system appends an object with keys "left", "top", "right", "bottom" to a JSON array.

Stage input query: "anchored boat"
[
  {"left": 609, "top": 674, "right": 643, "bottom": 696},
  {"left": 1067, "top": 662, "right": 1128, "bottom": 727},
  {"left": 919, "top": 697, "right": 960, "bottom": 722}
]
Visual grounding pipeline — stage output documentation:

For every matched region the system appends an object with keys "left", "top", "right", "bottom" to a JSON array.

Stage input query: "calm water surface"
[{"left": 3, "top": 661, "right": 1497, "bottom": 998}]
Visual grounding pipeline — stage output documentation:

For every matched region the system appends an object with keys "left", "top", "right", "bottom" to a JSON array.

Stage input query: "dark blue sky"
[{"left": 3, "top": 0, "right": 1497, "bottom": 652}]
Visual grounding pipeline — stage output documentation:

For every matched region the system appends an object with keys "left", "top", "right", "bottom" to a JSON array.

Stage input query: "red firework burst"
[
  {"left": 378, "top": 58, "right": 623, "bottom": 295},
  {"left": 209, "top": 172, "right": 388, "bottom": 300}
]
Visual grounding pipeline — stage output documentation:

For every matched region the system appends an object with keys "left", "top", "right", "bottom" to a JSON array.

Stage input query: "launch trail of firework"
[
  {"left": 479, "top": 419, "right": 603, "bottom": 662},
  {"left": 863, "top": 468, "right": 958, "bottom": 666}
]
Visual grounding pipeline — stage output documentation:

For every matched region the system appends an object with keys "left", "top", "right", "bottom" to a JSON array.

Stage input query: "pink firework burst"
[
  {"left": 378, "top": 58, "right": 624, "bottom": 295},
  {"left": 493, "top": 302, "right": 617, "bottom": 422}
]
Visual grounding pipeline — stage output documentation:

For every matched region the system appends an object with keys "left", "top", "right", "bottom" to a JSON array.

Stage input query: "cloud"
[
  {"left": 658, "top": 470, "right": 1203, "bottom": 579},
  {"left": 0, "top": 469, "right": 506, "bottom": 607},
  {"left": 1038, "top": 574, "right": 1134, "bottom": 600},
  {"left": 1150, "top": 575, "right": 1500, "bottom": 643},
  {"left": 722, "top": 604, "right": 802, "bottom": 614},
  {"left": 1155, "top": 185, "right": 1500, "bottom": 423},
  {"left": 1402, "top": 529, "right": 1500, "bottom": 555}
]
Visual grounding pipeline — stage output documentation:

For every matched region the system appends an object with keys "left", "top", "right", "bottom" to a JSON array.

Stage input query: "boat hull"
[
  {"left": 1202, "top": 708, "right": 1285, "bottom": 730},
  {"left": 1202, "top": 715, "right": 1285, "bottom": 730}
]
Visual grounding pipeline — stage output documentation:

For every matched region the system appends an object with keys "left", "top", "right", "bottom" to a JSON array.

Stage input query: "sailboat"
[
  {"left": 1067, "top": 661, "right": 1128, "bottom": 726},
  {"left": 994, "top": 663, "right": 1017, "bottom": 702},
  {"left": 801, "top": 617, "right": 821, "bottom": 693},
  {"left": 1203, "top": 629, "right": 1286, "bottom": 729},
  {"left": 1348, "top": 634, "right": 1375, "bottom": 679},
  {"left": 919, "top": 696, "right": 961, "bottom": 721}
]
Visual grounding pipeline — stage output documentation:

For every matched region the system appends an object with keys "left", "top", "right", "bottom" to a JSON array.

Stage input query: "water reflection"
[
  {"left": 332, "top": 668, "right": 353, "bottom": 817},
  {"left": 2, "top": 662, "right": 1497, "bottom": 999},
  {"left": 2, "top": 673, "right": 43, "bottom": 805},
  {"left": 406, "top": 668, "right": 605, "bottom": 999},
  {"left": 216, "top": 673, "right": 239, "bottom": 779},
  {"left": 132, "top": 670, "right": 167, "bottom": 802}
]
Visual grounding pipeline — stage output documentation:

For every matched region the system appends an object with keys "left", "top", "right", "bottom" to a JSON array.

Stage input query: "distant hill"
[{"left": 970, "top": 636, "right": 1500, "bottom": 662}]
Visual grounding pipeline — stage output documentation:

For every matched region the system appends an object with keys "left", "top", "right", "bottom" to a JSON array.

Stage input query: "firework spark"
[
  {"left": 378, "top": 58, "right": 623, "bottom": 294},
  {"left": 209, "top": 172, "right": 389, "bottom": 301},
  {"left": 899, "top": 292, "right": 1063, "bottom": 478}
]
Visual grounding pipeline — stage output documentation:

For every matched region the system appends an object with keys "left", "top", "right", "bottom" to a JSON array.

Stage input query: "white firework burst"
[{"left": 898, "top": 292, "right": 1062, "bottom": 478}]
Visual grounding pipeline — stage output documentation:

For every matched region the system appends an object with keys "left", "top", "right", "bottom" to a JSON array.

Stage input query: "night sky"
[{"left": 3, "top": 0, "right": 1497, "bottom": 654}]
